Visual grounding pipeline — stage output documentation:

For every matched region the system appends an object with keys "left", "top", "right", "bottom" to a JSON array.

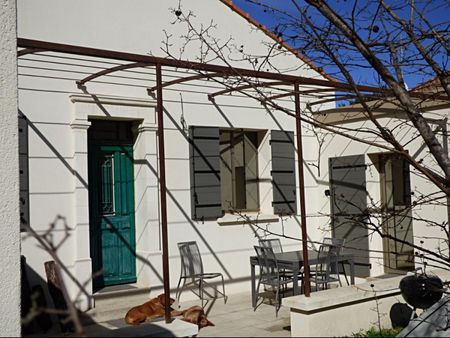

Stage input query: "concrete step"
[
  {"left": 81, "top": 318, "right": 198, "bottom": 337},
  {"left": 86, "top": 284, "right": 153, "bottom": 323}
]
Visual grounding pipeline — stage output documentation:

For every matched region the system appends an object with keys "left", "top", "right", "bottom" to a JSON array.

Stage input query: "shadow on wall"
[
  {"left": 21, "top": 255, "right": 179, "bottom": 337},
  {"left": 21, "top": 255, "right": 97, "bottom": 335}
]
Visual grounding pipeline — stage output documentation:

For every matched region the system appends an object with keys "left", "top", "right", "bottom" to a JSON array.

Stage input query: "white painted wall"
[
  {"left": 0, "top": 0, "right": 22, "bottom": 335},
  {"left": 17, "top": 0, "right": 329, "bottom": 307}
]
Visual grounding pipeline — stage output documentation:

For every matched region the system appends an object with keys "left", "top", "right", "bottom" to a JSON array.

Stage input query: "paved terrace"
[
  {"left": 85, "top": 291, "right": 290, "bottom": 337},
  {"left": 25, "top": 290, "right": 291, "bottom": 337},
  {"left": 177, "top": 292, "right": 290, "bottom": 337}
]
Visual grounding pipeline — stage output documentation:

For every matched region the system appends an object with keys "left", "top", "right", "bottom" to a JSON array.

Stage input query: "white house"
[{"left": 16, "top": 0, "right": 450, "bottom": 321}]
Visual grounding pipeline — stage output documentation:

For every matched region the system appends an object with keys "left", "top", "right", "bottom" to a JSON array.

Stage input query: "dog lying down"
[{"left": 124, "top": 294, "right": 214, "bottom": 329}]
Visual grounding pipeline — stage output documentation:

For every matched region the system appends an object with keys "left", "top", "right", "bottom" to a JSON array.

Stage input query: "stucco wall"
[
  {"left": 0, "top": 0, "right": 21, "bottom": 335},
  {"left": 17, "top": 0, "right": 331, "bottom": 305}
]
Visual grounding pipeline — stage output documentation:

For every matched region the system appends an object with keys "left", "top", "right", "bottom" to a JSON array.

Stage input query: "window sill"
[{"left": 217, "top": 212, "right": 279, "bottom": 226}]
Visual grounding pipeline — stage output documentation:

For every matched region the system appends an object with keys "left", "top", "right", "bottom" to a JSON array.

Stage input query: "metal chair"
[
  {"left": 259, "top": 238, "right": 300, "bottom": 283},
  {"left": 311, "top": 243, "right": 341, "bottom": 291},
  {"left": 175, "top": 241, "right": 227, "bottom": 307},
  {"left": 323, "top": 237, "right": 346, "bottom": 286},
  {"left": 254, "top": 245, "right": 294, "bottom": 316}
]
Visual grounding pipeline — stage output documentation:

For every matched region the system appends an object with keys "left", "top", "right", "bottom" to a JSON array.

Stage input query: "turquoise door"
[{"left": 89, "top": 145, "right": 136, "bottom": 288}]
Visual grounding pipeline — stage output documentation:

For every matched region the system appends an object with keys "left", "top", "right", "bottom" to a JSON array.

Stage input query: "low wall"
[{"left": 282, "top": 269, "right": 450, "bottom": 337}]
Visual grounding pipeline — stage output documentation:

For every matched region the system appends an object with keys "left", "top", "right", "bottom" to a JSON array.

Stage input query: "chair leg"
[
  {"left": 221, "top": 275, "right": 227, "bottom": 304},
  {"left": 254, "top": 277, "right": 262, "bottom": 311},
  {"left": 199, "top": 279, "right": 204, "bottom": 308},
  {"left": 275, "top": 286, "right": 280, "bottom": 317},
  {"left": 335, "top": 261, "right": 342, "bottom": 287},
  {"left": 175, "top": 277, "right": 185, "bottom": 305},
  {"left": 341, "top": 262, "right": 349, "bottom": 286}
]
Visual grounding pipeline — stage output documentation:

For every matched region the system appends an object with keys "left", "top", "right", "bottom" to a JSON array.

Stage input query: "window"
[
  {"left": 189, "top": 126, "right": 297, "bottom": 221},
  {"left": 219, "top": 130, "right": 260, "bottom": 211},
  {"left": 99, "top": 154, "right": 115, "bottom": 215}
]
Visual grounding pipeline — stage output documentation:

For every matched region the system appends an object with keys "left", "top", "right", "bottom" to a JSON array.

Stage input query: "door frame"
[
  {"left": 70, "top": 94, "right": 158, "bottom": 299},
  {"left": 377, "top": 153, "right": 414, "bottom": 273}
]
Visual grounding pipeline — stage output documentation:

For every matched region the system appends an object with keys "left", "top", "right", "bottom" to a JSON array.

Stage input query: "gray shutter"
[
  {"left": 189, "top": 126, "right": 223, "bottom": 221},
  {"left": 329, "top": 155, "right": 370, "bottom": 277},
  {"left": 18, "top": 113, "right": 30, "bottom": 229},
  {"left": 271, "top": 130, "right": 297, "bottom": 215}
]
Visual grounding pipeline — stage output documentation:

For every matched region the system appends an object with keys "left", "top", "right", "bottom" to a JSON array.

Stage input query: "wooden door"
[{"left": 89, "top": 145, "right": 136, "bottom": 288}]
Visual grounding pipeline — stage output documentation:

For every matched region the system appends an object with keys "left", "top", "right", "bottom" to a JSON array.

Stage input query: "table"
[{"left": 250, "top": 250, "right": 355, "bottom": 307}]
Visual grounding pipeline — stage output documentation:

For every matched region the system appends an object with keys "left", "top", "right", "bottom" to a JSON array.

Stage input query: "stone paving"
[
  {"left": 24, "top": 291, "right": 292, "bottom": 337},
  {"left": 180, "top": 292, "right": 291, "bottom": 337},
  {"left": 83, "top": 291, "right": 292, "bottom": 337}
]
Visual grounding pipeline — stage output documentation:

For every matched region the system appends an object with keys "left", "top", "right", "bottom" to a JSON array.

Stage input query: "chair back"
[
  {"left": 178, "top": 241, "right": 204, "bottom": 278},
  {"left": 254, "top": 245, "right": 279, "bottom": 280},
  {"left": 259, "top": 238, "right": 283, "bottom": 253},
  {"left": 323, "top": 237, "right": 345, "bottom": 253}
]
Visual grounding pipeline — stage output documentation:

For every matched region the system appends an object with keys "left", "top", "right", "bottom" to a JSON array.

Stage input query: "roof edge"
[
  {"left": 219, "top": 0, "right": 336, "bottom": 82},
  {"left": 412, "top": 71, "right": 449, "bottom": 92}
]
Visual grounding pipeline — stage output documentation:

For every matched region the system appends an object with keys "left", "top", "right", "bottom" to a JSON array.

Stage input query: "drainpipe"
[
  {"left": 156, "top": 64, "right": 171, "bottom": 323},
  {"left": 295, "top": 82, "right": 311, "bottom": 297}
]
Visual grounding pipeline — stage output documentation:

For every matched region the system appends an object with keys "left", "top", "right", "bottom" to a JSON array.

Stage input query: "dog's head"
[
  {"left": 156, "top": 293, "right": 175, "bottom": 306},
  {"left": 198, "top": 314, "right": 215, "bottom": 329}
]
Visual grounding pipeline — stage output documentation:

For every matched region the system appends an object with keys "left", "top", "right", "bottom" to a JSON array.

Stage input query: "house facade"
[{"left": 17, "top": 0, "right": 450, "bottom": 314}]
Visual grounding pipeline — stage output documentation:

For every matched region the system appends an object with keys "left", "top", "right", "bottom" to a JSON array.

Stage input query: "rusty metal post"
[
  {"left": 156, "top": 64, "right": 171, "bottom": 322},
  {"left": 294, "top": 82, "right": 311, "bottom": 297}
]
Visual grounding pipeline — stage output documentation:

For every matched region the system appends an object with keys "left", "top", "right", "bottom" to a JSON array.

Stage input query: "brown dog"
[
  {"left": 178, "top": 305, "right": 215, "bottom": 329},
  {"left": 124, "top": 294, "right": 180, "bottom": 325}
]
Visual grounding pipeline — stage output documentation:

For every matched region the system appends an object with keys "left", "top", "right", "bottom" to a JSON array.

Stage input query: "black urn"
[{"left": 399, "top": 273, "right": 444, "bottom": 309}]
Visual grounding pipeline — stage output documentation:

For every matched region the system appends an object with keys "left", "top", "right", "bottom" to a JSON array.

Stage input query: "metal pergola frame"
[{"left": 17, "top": 38, "right": 389, "bottom": 323}]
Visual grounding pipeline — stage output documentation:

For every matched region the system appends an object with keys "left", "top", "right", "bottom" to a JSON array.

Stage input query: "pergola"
[{"left": 17, "top": 38, "right": 387, "bottom": 323}]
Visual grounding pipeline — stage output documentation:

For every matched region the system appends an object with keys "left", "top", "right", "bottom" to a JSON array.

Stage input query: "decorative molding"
[
  {"left": 217, "top": 212, "right": 279, "bottom": 226},
  {"left": 138, "top": 124, "right": 158, "bottom": 133},
  {"left": 70, "top": 119, "right": 91, "bottom": 130}
]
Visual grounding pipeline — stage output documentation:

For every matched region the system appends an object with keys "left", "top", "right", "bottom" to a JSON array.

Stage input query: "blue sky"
[{"left": 231, "top": 0, "right": 449, "bottom": 88}]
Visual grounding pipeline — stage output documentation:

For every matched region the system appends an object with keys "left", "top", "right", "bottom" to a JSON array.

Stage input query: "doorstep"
[{"left": 93, "top": 283, "right": 152, "bottom": 301}]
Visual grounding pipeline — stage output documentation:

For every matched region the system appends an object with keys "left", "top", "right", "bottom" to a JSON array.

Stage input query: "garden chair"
[
  {"left": 254, "top": 245, "right": 295, "bottom": 316},
  {"left": 323, "top": 237, "right": 346, "bottom": 286},
  {"left": 175, "top": 241, "right": 227, "bottom": 307},
  {"left": 311, "top": 243, "right": 341, "bottom": 291},
  {"left": 259, "top": 238, "right": 300, "bottom": 284}
]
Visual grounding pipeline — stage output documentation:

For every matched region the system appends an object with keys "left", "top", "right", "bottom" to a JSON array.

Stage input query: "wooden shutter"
[
  {"left": 189, "top": 126, "right": 223, "bottom": 221},
  {"left": 329, "top": 155, "right": 370, "bottom": 277},
  {"left": 271, "top": 130, "right": 297, "bottom": 215},
  {"left": 19, "top": 113, "right": 29, "bottom": 229}
]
